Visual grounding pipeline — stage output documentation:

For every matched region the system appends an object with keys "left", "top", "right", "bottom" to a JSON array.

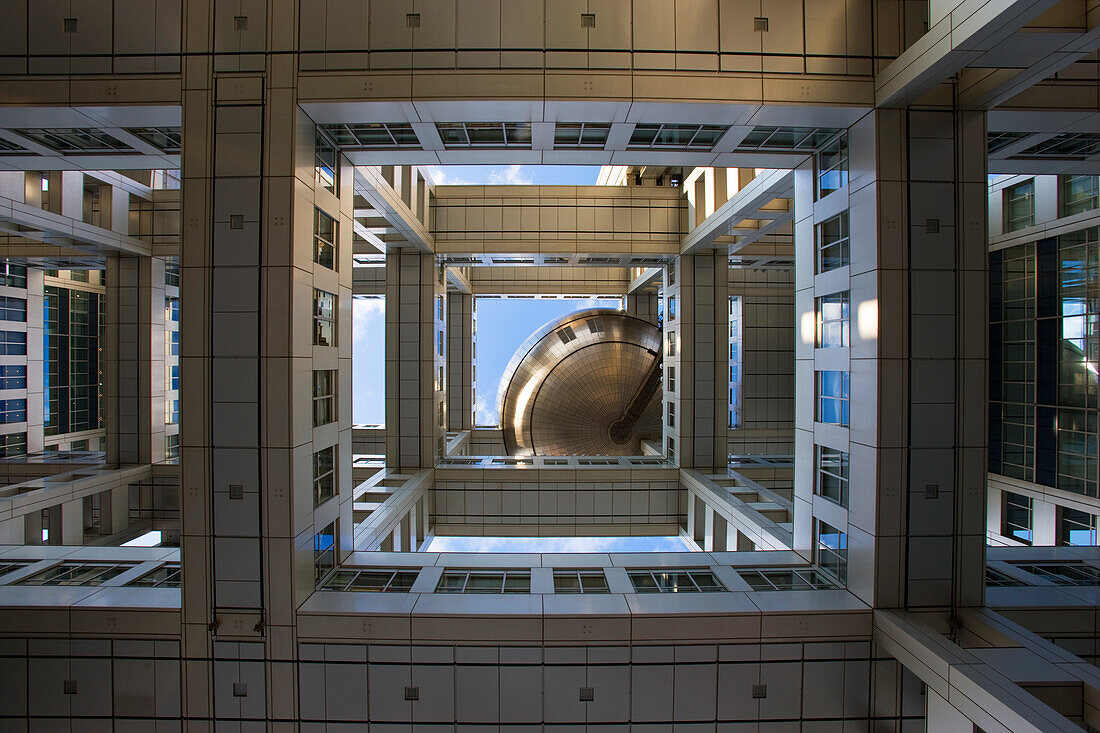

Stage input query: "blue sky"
[
  {"left": 352, "top": 297, "right": 385, "bottom": 425},
  {"left": 473, "top": 297, "right": 622, "bottom": 426},
  {"left": 424, "top": 164, "right": 600, "bottom": 186}
]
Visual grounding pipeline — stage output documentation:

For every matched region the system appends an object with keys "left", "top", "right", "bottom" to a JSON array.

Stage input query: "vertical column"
[
  {"left": 626, "top": 291, "right": 659, "bottom": 325},
  {"left": 793, "top": 106, "right": 986, "bottom": 609},
  {"left": 446, "top": 291, "right": 473, "bottom": 431},
  {"left": 386, "top": 252, "right": 445, "bottom": 469},
  {"left": 24, "top": 268, "right": 44, "bottom": 452},
  {"left": 104, "top": 256, "right": 167, "bottom": 464},
  {"left": 180, "top": 6, "right": 345, "bottom": 717},
  {"left": 666, "top": 252, "right": 729, "bottom": 471}
]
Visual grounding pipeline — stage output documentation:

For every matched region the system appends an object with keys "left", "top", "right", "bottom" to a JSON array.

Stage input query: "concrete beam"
[{"left": 680, "top": 169, "right": 793, "bottom": 255}]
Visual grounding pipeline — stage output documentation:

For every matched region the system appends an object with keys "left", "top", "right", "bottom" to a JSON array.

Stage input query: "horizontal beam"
[{"left": 680, "top": 169, "right": 793, "bottom": 255}]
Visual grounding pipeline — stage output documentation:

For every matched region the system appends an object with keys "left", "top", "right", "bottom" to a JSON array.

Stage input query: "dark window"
[
  {"left": 1003, "top": 492, "right": 1033, "bottom": 544},
  {"left": 816, "top": 212, "right": 850, "bottom": 273}
]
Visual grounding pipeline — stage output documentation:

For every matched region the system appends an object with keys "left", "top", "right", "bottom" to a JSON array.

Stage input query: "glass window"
[
  {"left": 816, "top": 212, "right": 849, "bottom": 273},
  {"left": 314, "top": 521, "right": 336, "bottom": 585},
  {"left": 165, "top": 433, "right": 180, "bottom": 460},
  {"left": 627, "top": 569, "right": 727, "bottom": 593},
  {"left": 1059, "top": 507, "right": 1098, "bottom": 546},
  {"left": 0, "top": 296, "right": 26, "bottom": 322},
  {"left": 165, "top": 330, "right": 180, "bottom": 356},
  {"left": 816, "top": 371, "right": 850, "bottom": 426},
  {"left": 314, "top": 289, "right": 337, "bottom": 347},
  {"left": 315, "top": 130, "right": 338, "bottom": 194},
  {"left": 1011, "top": 561, "right": 1100, "bottom": 585},
  {"left": 1061, "top": 174, "right": 1098, "bottom": 217},
  {"left": 313, "top": 445, "right": 335, "bottom": 507},
  {"left": 816, "top": 134, "right": 848, "bottom": 198},
  {"left": 165, "top": 296, "right": 179, "bottom": 322},
  {"left": 314, "top": 208, "right": 337, "bottom": 270},
  {"left": 816, "top": 445, "right": 848, "bottom": 507},
  {"left": 165, "top": 398, "right": 179, "bottom": 425},
  {"left": 667, "top": 331, "right": 676, "bottom": 357},
  {"left": 0, "top": 263, "right": 27, "bottom": 288},
  {"left": 552, "top": 570, "right": 609, "bottom": 593},
  {"left": 166, "top": 364, "right": 180, "bottom": 392},
  {"left": 554, "top": 123, "right": 611, "bottom": 149},
  {"left": 667, "top": 436, "right": 675, "bottom": 462},
  {"left": 320, "top": 569, "right": 419, "bottom": 592},
  {"left": 628, "top": 124, "right": 729, "bottom": 150},
  {"left": 313, "top": 370, "right": 336, "bottom": 427},
  {"left": 435, "top": 122, "right": 532, "bottom": 148},
  {"left": 165, "top": 262, "right": 180, "bottom": 287},
  {"left": 1004, "top": 180, "right": 1035, "bottom": 232},
  {"left": 0, "top": 399, "right": 26, "bottom": 423},
  {"left": 816, "top": 291, "right": 850, "bottom": 348},
  {"left": 667, "top": 401, "right": 675, "bottom": 427},
  {"left": 436, "top": 570, "right": 531, "bottom": 593},
  {"left": 18, "top": 563, "right": 131, "bottom": 586},
  {"left": 667, "top": 295, "right": 676, "bottom": 320},
  {"left": 0, "top": 331, "right": 26, "bottom": 355},
  {"left": 738, "top": 568, "right": 836, "bottom": 591},
  {"left": 0, "top": 365, "right": 26, "bottom": 390},
  {"left": 1003, "top": 491, "right": 1033, "bottom": 544},
  {"left": 816, "top": 521, "right": 847, "bottom": 584},
  {"left": 667, "top": 366, "right": 675, "bottom": 393},
  {"left": 127, "top": 564, "right": 181, "bottom": 588},
  {"left": 0, "top": 432, "right": 26, "bottom": 457}
]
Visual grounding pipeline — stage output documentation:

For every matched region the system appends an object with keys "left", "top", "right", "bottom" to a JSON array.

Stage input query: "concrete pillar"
[
  {"left": 446, "top": 291, "right": 473, "bottom": 431},
  {"left": 925, "top": 689, "right": 973, "bottom": 732},
  {"left": 111, "top": 186, "right": 130, "bottom": 234},
  {"left": 0, "top": 516, "right": 23, "bottom": 544},
  {"left": 24, "top": 268, "right": 44, "bottom": 452},
  {"left": 60, "top": 171, "right": 83, "bottom": 221},
  {"left": 62, "top": 499, "right": 82, "bottom": 545},
  {"left": 626, "top": 291, "right": 659, "bottom": 325},
  {"left": 385, "top": 252, "right": 445, "bottom": 469},
  {"left": 105, "top": 256, "right": 167, "bottom": 464},
  {"left": 665, "top": 252, "right": 729, "bottom": 471},
  {"left": 112, "top": 484, "right": 129, "bottom": 537},
  {"left": 793, "top": 106, "right": 987, "bottom": 609}
]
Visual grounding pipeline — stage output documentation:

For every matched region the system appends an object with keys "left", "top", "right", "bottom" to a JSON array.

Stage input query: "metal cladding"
[{"left": 498, "top": 308, "right": 663, "bottom": 456}]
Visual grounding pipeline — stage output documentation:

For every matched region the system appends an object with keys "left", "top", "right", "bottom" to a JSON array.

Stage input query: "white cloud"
[
  {"left": 423, "top": 166, "right": 475, "bottom": 186},
  {"left": 474, "top": 393, "right": 498, "bottom": 427},
  {"left": 353, "top": 298, "right": 385, "bottom": 341},
  {"left": 486, "top": 164, "right": 533, "bottom": 185}
]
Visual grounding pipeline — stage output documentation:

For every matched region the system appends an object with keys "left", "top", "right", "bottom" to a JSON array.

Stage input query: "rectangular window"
[
  {"left": 166, "top": 364, "right": 180, "bottom": 391},
  {"left": 0, "top": 399, "right": 26, "bottom": 424},
  {"left": 667, "top": 401, "right": 675, "bottom": 427},
  {"left": 729, "top": 295, "right": 742, "bottom": 429},
  {"left": 0, "top": 432, "right": 27, "bottom": 457},
  {"left": 1061, "top": 174, "right": 1098, "bottom": 217},
  {"left": 313, "top": 289, "right": 337, "bottom": 346},
  {"left": 315, "top": 130, "right": 338, "bottom": 194},
  {"left": 816, "top": 371, "right": 850, "bottom": 426},
  {"left": 437, "top": 295, "right": 444, "bottom": 321},
  {"left": 321, "top": 569, "right": 419, "bottom": 592},
  {"left": 816, "top": 292, "right": 850, "bottom": 348},
  {"left": 667, "top": 437, "right": 675, "bottom": 461},
  {"left": 314, "top": 521, "right": 336, "bottom": 585},
  {"left": 667, "top": 295, "right": 676, "bottom": 320},
  {"left": 816, "top": 445, "right": 849, "bottom": 507},
  {"left": 816, "top": 212, "right": 850, "bottom": 273},
  {"left": 554, "top": 123, "right": 611, "bottom": 149},
  {"left": 0, "top": 296, "right": 26, "bottom": 322},
  {"left": 0, "top": 365, "right": 26, "bottom": 390},
  {"left": 435, "top": 122, "right": 532, "bottom": 148},
  {"left": 165, "top": 262, "right": 180, "bottom": 287},
  {"left": 738, "top": 568, "right": 836, "bottom": 591},
  {"left": 816, "top": 521, "right": 847, "bottom": 584},
  {"left": 627, "top": 570, "right": 727, "bottom": 593},
  {"left": 816, "top": 134, "right": 848, "bottom": 198},
  {"left": 667, "top": 331, "right": 676, "bottom": 357},
  {"left": 1003, "top": 491, "right": 1033, "bottom": 544},
  {"left": 667, "top": 366, "right": 675, "bottom": 393},
  {"left": 313, "top": 445, "right": 335, "bottom": 507},
  {"left": 314, "top": 208, "right": 337, "bottom": 270},
  {"left": 628, "top": 124, "right": 729, "bottom": 150},
  {"left": 436, "top": 570, "right": 531, "bottom": 593},
  {"left": 0, "top": 263, "right": 27, "bottom": 288},
  {"left": 1004, "top": 180, "right": 1035, "bottom": 232},
  {"left": 165, "top": 433, "right": 180, "bottom": 460},
  {"left": 313, "top": 370, "right": 336, "bottom": 427},
  {"left": 165, "top": 398, "right": 179, "bottom": 424},
  {"left": 165, "top": 330, "right": 179, "bottom": 356},
  {"left": 552, "top": 570, "right": 609, "bottom": 593},
  {"left": 0, "top": 331, "right": 26, "bottom": 355},
  {"left": 438, "top": 330, "right": 445, "bottom": 357},
  {"left": 1059, "top": 507, "right": 1098, "bottom": 546},
  {"left": 164, "top": 296, "right": 179, "bottom": 322}
]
